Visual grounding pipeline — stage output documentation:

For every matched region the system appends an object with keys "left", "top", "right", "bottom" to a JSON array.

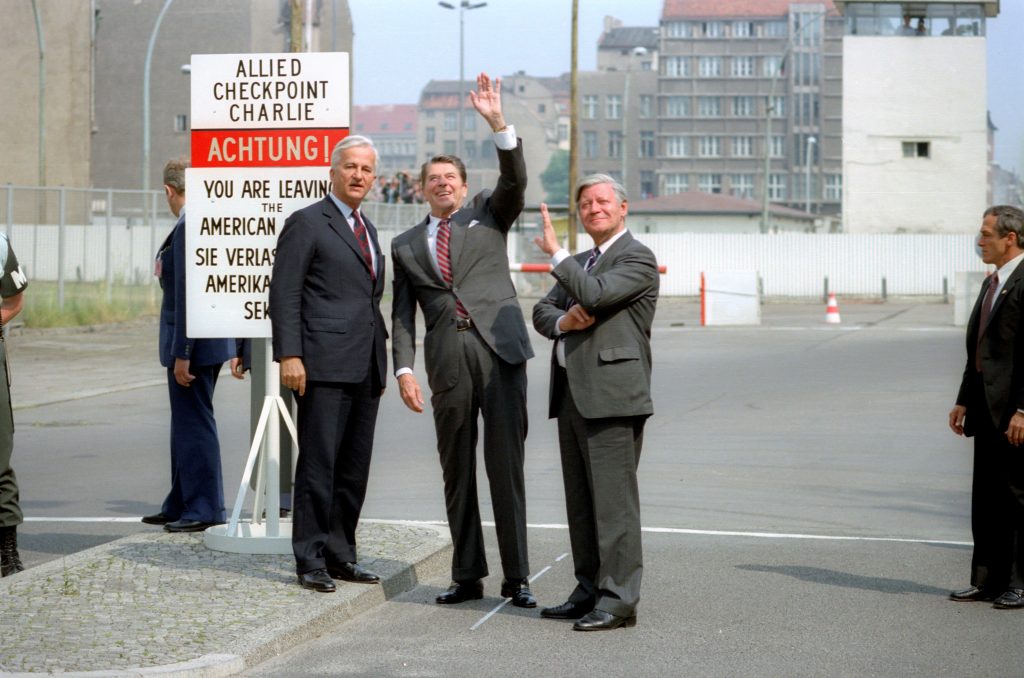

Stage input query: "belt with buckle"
[{"left": 455, "top": 317, "right": 474, "bottom": 332}]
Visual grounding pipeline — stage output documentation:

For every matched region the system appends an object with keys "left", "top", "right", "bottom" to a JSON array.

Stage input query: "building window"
[
  {"left": 464, "top": 140, "right": 477, "bottom": 158},
  {"left": 639, "top": 95, "right": 653, "bottom": 118},
  {"left": 583, "top": 95, "right": 599, "bottom": 120},
  {"left": 698, "top": 174, "right": 723, "bottom": 194},
  {"left": 664, "top": 173, "right": 689, "bottom": 195},
  {"left": 639, "top": 131, "right": 655, "bottom": 158},
  {"left": 558, "top": 123, "right": 569, "bottom": 142},
  {"left": 584, "top": 131, "right": 598, "bottom": 159},
  {"left": 665, "top": 135, "right": 688, "bottom": 158},
  {"left": 732, "top": 96, "right": 755, "bottom": 117},
  {"left": 733, "top": 21, "right": 754, "bottom": 38},
  {"left": 538, "top": 103, "right": 546, "bottom": 114},
  {"left": 732, "top": 56, "right": 755, "bottom": 77},
  {"left": 764, "top": 20, "right": 788, "bottom": 37},
  {"left": 703, "top": 21, "right": 724, "bottom": 38},
  {"left": 902, "top": 141, "right": 931, "bottom": 158},
  {"left": 444, "top": 112, "right": 458, "bottom": 131},
  {"left": 663, "top": 56, "right": 690, "bottom": 77},
  {"left": 771, "top": 135, "right": 785, "bottom": 158},
  {"left": 770, "top": 96, "right": 786, "bottom": 117},
  {"left": 825, "top": 174, "right": 842, "bottom": 200},
  {"left": 698, "top": 96, "right": 721, "bottom": 117},
  {"left": 608, "top": 131, "right": 623, "bottom": 158},
  {"left": 425, "top": 127, "right": 436, "bottom": 143},
  {"left": 732, "top": 136, "right": 753, "bottom": 157},
  {"left": 763, "top": 55, "right": 784, "bottom": 78},
  {"left": 174, "top": 114, "right": 188, "bottom": 133},
  {"left": 731, "top": 174, "right": 754, "bottom": 198},
  {"left": 665, "top": 96, "right": 690, "bottom": 118},
  {"left": 698, "top": 56, "right": 722, "bottom": 77},
  {"left": 606, "top": 95, "right": 622, "bottom": 120},
  {"left": 464, "top": 114, "right": 476, "bottom": 131},
  {"left": 768, "top": 173, "right": 788, "bottom": 200},
  {"left": 666, "top": 21, "right": 691, "bottom": 38},
  {"left": 699, "top": 136, "right": 721, "bottom": 157},
  {"left": 640, "top": 171, "right": 655, "bottom": 199},
  {"left": 443, "top": 140, "right": 456, "bottom": 154}
]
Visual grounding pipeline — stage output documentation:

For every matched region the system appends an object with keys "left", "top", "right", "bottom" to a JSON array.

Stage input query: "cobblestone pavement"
[{"left": 0, "top": 522, "right": 450, "bottom": 676}]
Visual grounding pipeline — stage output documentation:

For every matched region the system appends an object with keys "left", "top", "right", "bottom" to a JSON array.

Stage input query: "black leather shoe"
[
  {"left": 950, "top": 586, "right": 999, "bottom": 602},
  {"left": 540, "top": 599, "right": 595, "bottom": 620},
  {"left": 163, "top": 519, "right": 221, "bottom": 533},
  {"left": 298, "top": 569, "right": 336, "bottom": 593},
  {"left": 436, "top": 580, "right": 484, "bottom": 604},
  {"left": 572, "top": 609, "right": 637, "bottom": 631},
  {"left": 141, "top": 512, "right": 173, "bottom": 525},
  {"left": 326, "top": 562, "right": 380, "bottom": 584},
  {"left": 993, "top": 588, "right": 1024, "bottom": 609},
  {"left": 500, "top": 578, "right": 537, "bottom": 608}
]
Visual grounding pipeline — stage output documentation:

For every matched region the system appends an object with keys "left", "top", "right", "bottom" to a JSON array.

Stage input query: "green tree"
[{"left": 541, "top": 149, "right": 570, "bottom": 204}]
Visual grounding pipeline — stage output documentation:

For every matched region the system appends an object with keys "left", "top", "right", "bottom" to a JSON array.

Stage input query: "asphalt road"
[{"left": 11, "top": 299, "right": 1024, "bottom": 676}]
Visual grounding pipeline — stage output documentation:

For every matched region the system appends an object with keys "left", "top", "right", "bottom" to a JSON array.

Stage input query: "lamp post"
[
  {"left": 804, "top": 135, "right": 816, "bottom": 215},
  {"left": 621, "top": 46, "right": 648, "bottom": 196},
  {"left": 759, "top": 9, "right": 829, "bottom": 233},
  {"left": 438, "top": 1, "right": 487, "bottom": 159},
  {"left": 143, "top": 0, "right": 175, "bottom": 193}
]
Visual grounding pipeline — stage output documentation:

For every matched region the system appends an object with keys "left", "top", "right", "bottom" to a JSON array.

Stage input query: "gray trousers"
[
  {"left": 556, "top": 368, "right": 644, "bottom": 618},
  {"left": 430, "top": 327, "right": 529, "bottom": 582},
  {"left": 0, "top": 339, "right": 20, "bottom": 528}
]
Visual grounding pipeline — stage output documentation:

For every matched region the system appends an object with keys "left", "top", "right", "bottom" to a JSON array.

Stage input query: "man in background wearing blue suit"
[{"left": 143, "top": 158, "right": 244, "bottom": 533}]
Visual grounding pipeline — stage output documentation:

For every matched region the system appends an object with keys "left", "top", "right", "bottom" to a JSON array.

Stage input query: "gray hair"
[
  {"left": 330, "top": 135, "right": 378, "bottom": 170},
  {"left": 984, "top": 205, "right": 1024, "bottom": 248},
  {"left": 162, "top": 157, "right": 189, "bottom": 194},
  {"left": 575, "top": 173, "right": 627, "bottom": 207}
]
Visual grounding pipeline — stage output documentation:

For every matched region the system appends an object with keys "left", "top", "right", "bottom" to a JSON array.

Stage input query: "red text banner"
[{"left": 191, "top": 128, "right": 348, "bottom": 168}]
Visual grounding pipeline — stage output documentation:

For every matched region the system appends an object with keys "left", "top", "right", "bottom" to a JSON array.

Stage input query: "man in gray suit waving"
[
  {"left": 391, "top": 73, "right": 535, "bottom": 608},
  {"left": 533, "top": 174, "right": 659, "bottom": 631}
]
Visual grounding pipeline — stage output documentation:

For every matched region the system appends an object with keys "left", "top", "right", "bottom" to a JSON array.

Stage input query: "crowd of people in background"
[{"left": 368, "top": 171, "right": 424, "bottom": 204}]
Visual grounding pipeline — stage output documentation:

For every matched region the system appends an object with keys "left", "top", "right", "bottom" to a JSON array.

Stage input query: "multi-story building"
[
  {"left": 417, "top": 74, "right": 567, "bottom": 206},
  {"left": 352, "top": 104, "right": 417, "bottom": 175},
  {"left": 836, "top": 0, "right": 997, "bottom": 232},
  {"left": 657, "top": 0, "right": 843, "bottom": 225},
  {"left": 578, "top": 19, "right": 660, "bottom": 200}
]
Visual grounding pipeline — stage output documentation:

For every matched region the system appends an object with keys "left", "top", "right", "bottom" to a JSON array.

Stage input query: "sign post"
[{"left": 184, "top": 52, "right": 349, "bottom": 554}]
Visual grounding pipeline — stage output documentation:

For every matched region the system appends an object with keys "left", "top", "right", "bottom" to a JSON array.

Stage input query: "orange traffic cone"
[{"left": 825, "top": 293, "right": 841, "bottom": 324}]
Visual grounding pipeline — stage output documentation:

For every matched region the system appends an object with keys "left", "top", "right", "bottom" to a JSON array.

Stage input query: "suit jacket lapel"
[
  {"left": 589, "top": 231, "right": 634, "bottom": 275},
  {"left": 985, "top": 264, "right": 1024, "bottom": 334},
  {"left": 323, "top": 198, "right": 372, "bottom": 277},
  {"left": 410, "top": 217, "right": 444, "bottom": 285}
]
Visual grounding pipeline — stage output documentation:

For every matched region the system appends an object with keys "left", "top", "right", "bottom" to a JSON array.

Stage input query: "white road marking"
[{"left": 470, "top": 565, "right": 556, "bottom": 630}]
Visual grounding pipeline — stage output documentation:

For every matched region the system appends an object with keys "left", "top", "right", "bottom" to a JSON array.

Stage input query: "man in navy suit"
[
  {"left": 269, "top": 136, "right": 388, "bottom": 593},
  {"left": 143, "top": 158, "right": 244, "bottom": 533}
]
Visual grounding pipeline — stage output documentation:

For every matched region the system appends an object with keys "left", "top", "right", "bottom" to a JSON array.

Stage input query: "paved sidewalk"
[{"left": 0, "top": 522, "right": 451, "bottom": 676}]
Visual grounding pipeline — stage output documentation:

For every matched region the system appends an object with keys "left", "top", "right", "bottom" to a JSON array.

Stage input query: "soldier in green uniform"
[{"left": 0, "top": 233, "right": 28, "bottom": 577}]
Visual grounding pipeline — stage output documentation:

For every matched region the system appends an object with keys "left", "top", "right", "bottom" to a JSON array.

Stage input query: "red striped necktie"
[
  {"left": 437, "top": 218, "right": 469, "bottom": 319},
  {"left": 351, "top": 209, "right": 375, "bottom": 280}
]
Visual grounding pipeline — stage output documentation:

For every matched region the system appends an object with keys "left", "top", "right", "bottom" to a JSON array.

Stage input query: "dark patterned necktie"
[
  {"left": 351, "top": 209, "right": 375, "bottom": 280},
  {"left": 437, "top": 218, "right": 469, "bottom": 319},
  {"left": 976, "top": 271, "right": 998, "bottom": 371},
  {"left": 566, "top": 247, "right": 601, "bottom": 311}
]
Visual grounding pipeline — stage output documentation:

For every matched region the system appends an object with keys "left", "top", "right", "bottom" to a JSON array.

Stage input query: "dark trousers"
[
  {"left": 969, "top": 379, "right": 1024, "bottom": 590},
  {"left": 292, "top": 367, "right": 381, "bottom": 574},
  {"left": 430, "top": 327, "right": 529, "bottom": 582},
  {"left": 0, "top": 340, "right": 20, "bottom": 528},
  {"left": 162, "top": 364, "right": 226, "bottom": 524},
  {"left": 556, "top": 368, "right": 644, "bottom": 618}
]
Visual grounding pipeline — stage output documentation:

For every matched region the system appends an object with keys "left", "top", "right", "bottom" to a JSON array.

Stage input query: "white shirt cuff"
[
  {"left": 395, "top": 367, "right": 413, "bottom": 378},
  {"left": 554, "top": 316, "right": 567, "bottom": 335},
  {"left": 493, "top": 125, "right": 517, "bottom": 150},
  {"left": 551, "top": 249, "right": 570, "bottom": 266}
]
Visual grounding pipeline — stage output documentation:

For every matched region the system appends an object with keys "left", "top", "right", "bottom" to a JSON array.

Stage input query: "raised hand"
[
  {"left": 468, "top": 72, "right": 506, "bottom": 132},
  {"left": 533, "top": 203, "right": 561, "bottom": 256}
]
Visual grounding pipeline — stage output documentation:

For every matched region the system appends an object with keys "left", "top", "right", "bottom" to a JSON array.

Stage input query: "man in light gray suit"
[
  {"left": 533, "top": 174, "right": 659, "bottom": 631},
  {"left": 391, "top": 73, "right": 535, "bottom": 608}
]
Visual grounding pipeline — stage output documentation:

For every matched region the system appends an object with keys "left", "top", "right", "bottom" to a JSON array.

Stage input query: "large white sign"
[{"left": 186, "top": 52, "right": 349, "bottom": 338}]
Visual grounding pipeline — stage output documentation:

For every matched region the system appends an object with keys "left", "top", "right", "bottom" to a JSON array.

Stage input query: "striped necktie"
[
  {"left": 351, "top": 209, "right": 375, "bottom": 280},
  {"left": 437, "top": 218, "right": 469, "bottom": 319},
  {"left": 566, "top": 247, "right": 601, "bottom": 310}
]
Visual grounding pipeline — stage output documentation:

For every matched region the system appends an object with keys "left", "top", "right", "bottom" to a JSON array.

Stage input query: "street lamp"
[
  {"left": 760, "top": 9, "right": 830, "bottom": 233},
  {"left": 143, "top": 0, "right": 175, "bottom": 193},
  {"left": 438, "top": 1, "right": 487, "bottom": 159},
  {"left": 621, "top": 46, "right": 648, "bottom": 196},
  {"left": 804, "top": 135, "right": 816, "bottom": 216}
]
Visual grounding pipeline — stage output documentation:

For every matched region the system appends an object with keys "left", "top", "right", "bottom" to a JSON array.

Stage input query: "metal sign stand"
[{"left": 205, "top": 338, "right": 298, "bottom": 554}]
